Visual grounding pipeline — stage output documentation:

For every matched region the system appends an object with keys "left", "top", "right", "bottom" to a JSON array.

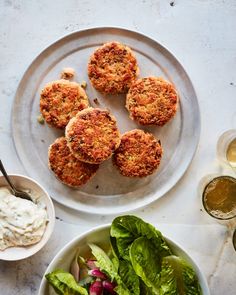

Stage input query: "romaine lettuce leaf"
[
  {"left": 110, "top": 236, "right": 120, "bottom": 271},
  {"left": 111, "top": 215, "right": 171, "bottom": 261},
  {"left": 130, "top": 237, "right": 161, "bottom": 295},
  {"left": 45, "top": 269, "right": 88, "bottom": 295},
  {"left": 159, "top": 256, "right": 202, "bottom": 295},
  {"left": 89, "top": 243, "right": 131, "bottom": 295},
  {"left": 140, "top": 281, "right": 155, "bottom": 295},
  {"left": 89, "top": 243, "right": 118, "bottom": 280},
  {"left": 119, "top": 260, "right": 140, "bottom": 294},
  {"left": 115, "top": 284, "right": 133, "bottom": 295}
]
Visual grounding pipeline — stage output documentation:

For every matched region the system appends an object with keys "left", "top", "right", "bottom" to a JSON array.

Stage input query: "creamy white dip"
[{"left": 0, "top": 187, "right": 48, "bottom": 250}]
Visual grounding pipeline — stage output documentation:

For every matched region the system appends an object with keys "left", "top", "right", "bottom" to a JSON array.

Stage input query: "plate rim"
[{"left": 11, "top": 26, "right": 201, "bottom": 215}]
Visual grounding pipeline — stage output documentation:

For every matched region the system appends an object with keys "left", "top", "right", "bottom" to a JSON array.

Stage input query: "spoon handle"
[
  {"left": 233, "top": 228, "right": 236, "bottom": 252},
  {"left": 0, "top": 160, "right": 17, "bottom": 193}
]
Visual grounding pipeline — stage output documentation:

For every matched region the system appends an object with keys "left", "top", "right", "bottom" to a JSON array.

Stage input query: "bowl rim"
[
  {"left": 38, "top": 223, "right": 210, "bottom": 295},
  {"left": 0, "top": 173, "right": 55, "bottom": 261}
]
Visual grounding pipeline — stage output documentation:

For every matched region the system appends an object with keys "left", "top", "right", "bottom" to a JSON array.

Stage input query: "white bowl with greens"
[{"left": 38, "top": 216, "right": 210, "bottom": 295}]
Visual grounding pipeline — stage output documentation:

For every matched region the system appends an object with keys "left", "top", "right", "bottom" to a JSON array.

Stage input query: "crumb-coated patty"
[
  {"left": 126, "top": 77, "right": 178, "bottom": 126},
  {"left": 88, "top": 41, "right": 139, "bottom": 94},
  {"left": 65, "top": 108, "right": 121, "bottom": 164},
  {"left": 40, "top": 79, "right": 89, "bottom": 129},
  {"left": 113, "top": 129, "right": 163, "bottom": 177},
  {"left": 48, "top": 137, "right": 99, "bottom": 187}
]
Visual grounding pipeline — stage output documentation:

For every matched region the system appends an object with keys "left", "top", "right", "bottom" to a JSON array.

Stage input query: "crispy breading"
[
  {"left": 126, "top": 77, "right": 178, "bottom": 126},
  {"left": 113, "top": 129, "right": 163, "bottom": 177},
  {"left": 88, "top": 42, "right": 139, "bottom": 94},
  {"left": 65, "top": 108, "right": 121, "bottom": 164},
  {"left": 40, "top": 79, "right": 89, "bottom": 129},
  {"left": 48, "top": 137, "right": 99, "bottom": 187}
]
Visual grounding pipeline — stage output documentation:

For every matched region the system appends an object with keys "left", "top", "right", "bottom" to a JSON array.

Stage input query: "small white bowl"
[
  {"left": 0, "top": 174, "right": 55, "bottom": 261},
  {"left": 38, "top": 224, "right": 210, "bottom": 295}
]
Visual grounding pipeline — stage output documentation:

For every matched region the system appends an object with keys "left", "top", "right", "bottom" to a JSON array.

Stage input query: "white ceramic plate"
[
  {"left": 12, "top": 27, "right": 200, "bottom": 214},
  {"left": 0, "top": 174, "right": 55, "bottom": 261},
  {"left": 38, "top": 224, "right": 210, "bottom": 295}
]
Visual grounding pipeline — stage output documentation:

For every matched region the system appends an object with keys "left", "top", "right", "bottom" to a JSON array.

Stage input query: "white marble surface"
[{"left": 0, "top": 0, "right": 236, "bottom": 294}]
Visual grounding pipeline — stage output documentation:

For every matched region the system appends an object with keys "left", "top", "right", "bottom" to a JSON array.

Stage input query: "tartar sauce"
[{"left": 0, "top": 187, "right": 48, "bottom": 250}]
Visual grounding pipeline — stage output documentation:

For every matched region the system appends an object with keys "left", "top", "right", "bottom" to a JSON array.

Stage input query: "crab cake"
[
  {"left": 40, "top": 79, "right": 89, "bottom": 129},
  {"left": 48, "top": 137, "right": 99, "bottom": 187},
  {"left": 113, "top": 129, "right": 163, "bottom": 177},
  {"left": 88, "top": 41, "right": 139, "bottom": 94},
  {"left": 126, "top": 77, "right": 178, "bottom": 126},
  {"left": 65, "top": 108, "right": 121, "bottom": 164}
]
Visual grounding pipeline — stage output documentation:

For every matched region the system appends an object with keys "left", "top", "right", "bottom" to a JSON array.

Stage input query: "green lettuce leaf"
[
  {"left": 110, "top": 236, "right": 120, "bottom": 271},
  {"left": 110, "top": 236, "right": 120, "bottom": 259},
  {"left": 110, "top": 215, "right": 171, "bottom": 261},
  {"left": 130, "top": 237, "right": 161, "bottom": 295},
  {"left": 119, "top": 260, "right": 140, "bottom": 294},
  {"left": 140, "top": 281, "right": 155, "bottom": 295},
  {"left": 115, "top": 284, "right": 133, "bottom": 295},
  {"left": 45, "top": 269, "right": 88, "bottom": 295},
  {"left": 89, "top": 243, "right": 131, "bottom": 295},
  {"left": 159, "top": 256, "right": 202, "bottom": 295},
  {"left": 89, "top": 243, "right": 118, "bottom": 280}
]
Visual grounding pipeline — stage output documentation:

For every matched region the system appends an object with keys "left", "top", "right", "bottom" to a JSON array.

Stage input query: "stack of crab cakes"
[
  {"left": 46, "top": 106, "right": 121, "bottom": 187},
  {"left": 39, "top": 78, "right": 99, "bottom": 187},
  {"left": 39, "top": 41, "right": 179, "bottom": 187}
]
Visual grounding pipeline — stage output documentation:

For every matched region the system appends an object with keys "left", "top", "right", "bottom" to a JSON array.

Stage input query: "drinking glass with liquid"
[
  {"left": 217, "top": 129, "right": 236, "bottom": 169},
  {"left": 202, "top": 175, "right": 236, "bottom": 220},
  {"left": 201, "top": 129, "right": 236, "bottom": 250},
  {"left": 201, "top": 174, "right": 236, "bottom": 251}
]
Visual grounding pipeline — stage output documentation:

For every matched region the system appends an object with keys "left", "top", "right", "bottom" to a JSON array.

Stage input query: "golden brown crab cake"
[
  {"left": 65, "top": 108, "right": 121, "bottom": 164},
  {"left": 88, "top": 41, "right": 139, "bottom": 94},
  {"left": 40, "top": 79, "right": 89, "bottom": 129},
  {"left": 113, "top": 129, "right": 163, "bottom": 177},
  {"left": 126, "top": 77, "right": 178, "bottom": 126},
  {"left": 48, "top": 137, "right": 99, "bottom": 187}
]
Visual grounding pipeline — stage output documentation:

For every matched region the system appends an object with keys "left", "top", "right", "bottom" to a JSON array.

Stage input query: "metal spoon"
[{"left": 0, "top": 160, "right": 33, "bottom": 202}]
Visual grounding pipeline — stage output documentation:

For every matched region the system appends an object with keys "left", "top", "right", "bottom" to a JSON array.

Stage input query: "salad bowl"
[{"left": 38, "top": 222, "right": 210, "bottom": 295}]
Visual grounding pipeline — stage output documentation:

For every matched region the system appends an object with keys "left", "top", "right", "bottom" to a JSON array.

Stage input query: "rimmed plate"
[
  {"left": 12, "top": 27, "right": 200, "bottom": 214},
  {"left": 38, "top": 224, "right": 210, "bottom": 295}
]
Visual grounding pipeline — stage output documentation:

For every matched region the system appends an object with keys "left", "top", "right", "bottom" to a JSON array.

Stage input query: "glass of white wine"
[
  {"left": 201, "top": 174, "right": 236, "bottom": 251},
  {"left": 217, "top": 129, "right": 236, "bottom": 170},
  {"left": 201, "top": 130, "right": 236, "bottom": 250},
  {"left": 202, "top": 175, "right": 236, "bottom": 220}
]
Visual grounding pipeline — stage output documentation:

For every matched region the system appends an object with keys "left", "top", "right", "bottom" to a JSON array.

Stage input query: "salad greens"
[
  {"left": 45, "top": 269, "right": 88, "bottom": 295},
  {"left": 89, "top": 243, "right": 118, "bottom": 281},
  {"left": 118, "top": 260, "right": 140, "bottom": 295},
  {"left": 110, "top": 215, "right": 171, "bottom": 261},
  {"left": 45, "top": 215, "right": 202, "bottom": 295},
  {"left": 140, "top": 281, "right": 155, "bottom": 295},
  {"left": 129, "top": 237, "right": 161, "bottom": 294},
  {"left": 159, "top": 256, "right": 202, "bottom": 295},
  {"left": 89, "top": 243, "right": 132, "bottom": 295}
]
